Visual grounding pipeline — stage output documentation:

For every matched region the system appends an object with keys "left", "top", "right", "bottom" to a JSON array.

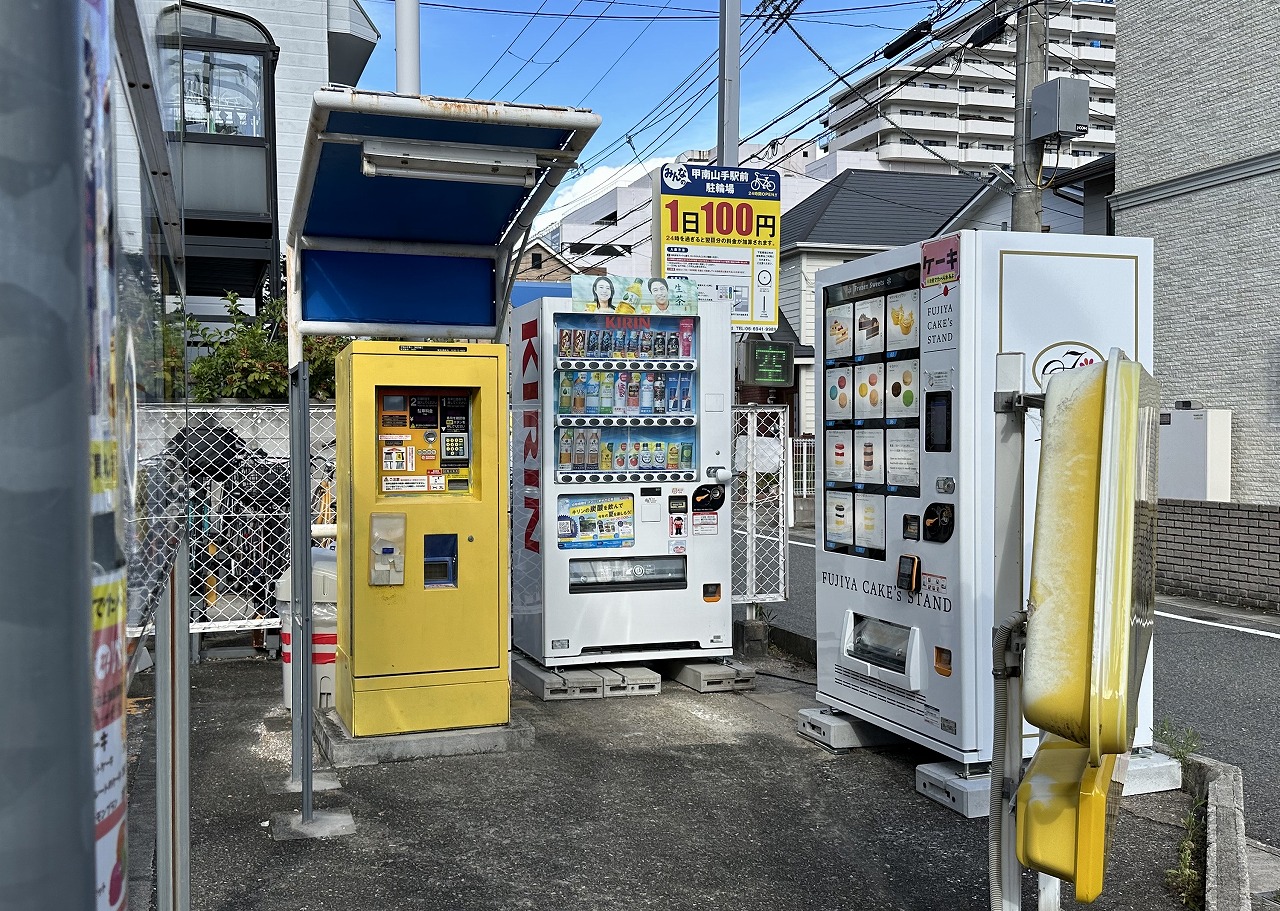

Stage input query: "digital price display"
[{"left": 746, "top": 339, "right": 793, "bottom": 387}]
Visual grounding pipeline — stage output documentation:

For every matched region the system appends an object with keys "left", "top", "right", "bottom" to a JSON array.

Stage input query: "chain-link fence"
[
  {"left": 792, "top": 437, "right": 816, "bottom": 499},
  {"left": 128, "top": 404, "right": 337, "bottom": 634},
  {"left": 731, "top": 406, "right": 789, "bottom": 609}
]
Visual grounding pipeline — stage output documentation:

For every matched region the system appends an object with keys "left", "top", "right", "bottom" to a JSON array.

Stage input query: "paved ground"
[{"left": 128, "top": 654, "right": 1191, "bottom": 911}]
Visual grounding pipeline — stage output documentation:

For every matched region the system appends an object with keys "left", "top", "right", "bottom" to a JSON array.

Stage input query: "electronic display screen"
[{"left": 382, "top": 394, "right": 406, "bottom": 412}]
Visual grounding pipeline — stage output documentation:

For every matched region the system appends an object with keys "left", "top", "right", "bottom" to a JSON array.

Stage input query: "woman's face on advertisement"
[{"left": 594, "top": 279, "right": 612, "bottom": 302}]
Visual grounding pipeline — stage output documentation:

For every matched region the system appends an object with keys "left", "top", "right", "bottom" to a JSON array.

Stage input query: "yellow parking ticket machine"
[{"left": 335, "top": 341, "right": 509, "bottom": 736}]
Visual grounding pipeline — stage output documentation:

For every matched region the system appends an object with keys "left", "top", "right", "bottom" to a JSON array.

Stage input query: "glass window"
[{"left": 164, "top": 49, "right": 264, "bottom": 137}]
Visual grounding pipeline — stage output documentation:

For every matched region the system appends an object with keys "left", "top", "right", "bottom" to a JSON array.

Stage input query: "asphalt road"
[{"left": 763, "top": 528, "right": 1280, "bottom": 849}]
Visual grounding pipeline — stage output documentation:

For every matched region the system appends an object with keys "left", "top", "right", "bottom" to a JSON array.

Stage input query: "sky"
[{"left": 354, "top": 0, "right": 960, "bottom": 226}]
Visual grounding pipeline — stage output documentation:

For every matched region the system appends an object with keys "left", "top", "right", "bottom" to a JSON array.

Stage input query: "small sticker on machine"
[
  {"left": 382, "top": 475, "right": 430, "bottom": 492},
  {"left": 692, "top": 513, "right": 718, "bottom": 535}
]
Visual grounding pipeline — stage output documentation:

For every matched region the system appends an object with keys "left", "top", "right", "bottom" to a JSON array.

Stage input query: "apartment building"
[{"left": 820, "top": 0, "right": 1118, "bottom": 174}]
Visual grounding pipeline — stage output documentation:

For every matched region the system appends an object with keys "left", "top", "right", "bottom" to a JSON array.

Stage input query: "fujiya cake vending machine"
[
  {"left": 509, "top": 276, "right": 734, "bottom": 666},
  {"left": 811, "top": 231, "right": 1156, "bottom": 779}
]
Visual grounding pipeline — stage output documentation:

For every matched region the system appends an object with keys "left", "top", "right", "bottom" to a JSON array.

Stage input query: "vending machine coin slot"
[
  {"left": 903, "top": 514, "right": 921, "bottom": 540},
  {"left": 922, "top": 503, "right": 955, "bottom": 543}
]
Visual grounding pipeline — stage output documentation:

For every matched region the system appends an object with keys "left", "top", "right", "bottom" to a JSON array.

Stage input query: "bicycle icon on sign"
[{"left": 750, "top": 173, "right": 776, "bottom": 192}]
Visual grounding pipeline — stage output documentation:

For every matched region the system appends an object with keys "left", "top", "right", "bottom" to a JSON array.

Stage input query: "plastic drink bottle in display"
[
  {"left": 668, "top": 442, "right": 680, "bottom": 468},
  {"left": 653, "top": 374, "right": 666, "bottom": 414},
  {"left": 639, "top": 330, "right": 653, "bottom": 357},
  {"left": 572, "top": 430, "right": 587, "bottom": 468},
  {"left": 667, "top": 332, "right": 680, "bottom": 358},
  {"left": 639, "top": 442, "right": 652, "bottom": 467},
  {"left": 572, "top": 373, "right": 586, "bottom": 413},
  {"left": 614, "top": 443, "right": 626, "bottom": 469},
  {"left": 678, "top": 319, "right": 694, "bottom": 357},
  {"left": 600, "top": 373, "right": 614, "bottom": 414},
  {"left": 558, "top": 430, "right": 572, "bottom": 466},
  {"left": 599, "top": 440, "right": 611, "bottom": 471},
  {"left": 587, "top": 429, "right": 600, "bottom": 467},
  {"left": 558, "top": 373, "right": 572, "bottom": 412},
  {"left": 655, "top": 442, "right": 666, "bottom": 468},
  {"left": 629, "top": 442, "right": 641, "bottom": 468},
  {"left": 627, "top": 373, "right": 640, "bottom": 411},
  {"left": 651, "top": 330, "right": 665, "bottom": 359},
  {"left": 639, "top": 373, "right": 655, "bottom": 414},
  {"left": 585, "top": 373, "right": 600, "bottom": 414},
  {"left": 614, "top": 373, "right": 629, "bottom": 414}
]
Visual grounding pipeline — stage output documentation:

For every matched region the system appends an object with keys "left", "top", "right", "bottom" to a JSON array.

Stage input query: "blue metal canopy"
[{"left": 287, "top": 88, "right": 600, "bottom": 339}]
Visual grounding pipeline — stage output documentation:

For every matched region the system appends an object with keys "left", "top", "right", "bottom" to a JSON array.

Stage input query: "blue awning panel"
[{"left": 302, "top": 249, "right": 495, "bottom": 326}]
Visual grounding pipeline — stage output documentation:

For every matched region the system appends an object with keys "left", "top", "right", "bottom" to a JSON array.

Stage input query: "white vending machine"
[
  {"left": 813, "top": 231, "right": 1155, "bottom": 767},
  {"left": 509, "top": 292, "right": 734, "bottom": 666}
]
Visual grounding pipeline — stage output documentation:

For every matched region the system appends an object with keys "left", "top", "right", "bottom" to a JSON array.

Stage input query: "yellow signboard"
[{"left": 653, "top": 163, "right": 781, "bottom": 333}]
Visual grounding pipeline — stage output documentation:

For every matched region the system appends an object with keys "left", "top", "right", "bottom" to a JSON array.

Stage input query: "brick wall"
[{"left": 1157, "top": 499, "right": 1280, "bottom": 611}]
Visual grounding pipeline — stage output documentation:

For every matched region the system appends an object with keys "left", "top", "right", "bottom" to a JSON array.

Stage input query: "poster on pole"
[{"left": 652, "top": 163, "right": 781, "bottom": 334}]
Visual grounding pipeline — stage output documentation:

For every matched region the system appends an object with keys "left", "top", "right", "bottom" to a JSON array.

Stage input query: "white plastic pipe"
[{"left": 395, "top": 0, "right": 420, "bottom": 95}]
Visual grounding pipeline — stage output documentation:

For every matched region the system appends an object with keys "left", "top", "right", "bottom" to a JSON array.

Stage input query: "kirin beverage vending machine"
[
  {"left": 509, "top": 283, "right": 734, "bottom": 666},
  {"left": 810, "top": 232, "right": 1156, "bottom": 796}
]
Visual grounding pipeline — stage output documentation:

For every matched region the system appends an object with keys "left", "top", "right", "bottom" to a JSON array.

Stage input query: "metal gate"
[
  {"left": 130, "top": 403, "right": 337, "bottom": 634},
  {"left": 731, "top": 405, "right": 789, "bottom": 610}
]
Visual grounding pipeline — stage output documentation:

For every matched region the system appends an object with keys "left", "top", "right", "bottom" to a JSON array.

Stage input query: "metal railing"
[
  {"left": 731, "top": 406, "right": 789, "bottom": 609},
  {"left": 792, "top": 436, "right": 816, "bottom": 499}
]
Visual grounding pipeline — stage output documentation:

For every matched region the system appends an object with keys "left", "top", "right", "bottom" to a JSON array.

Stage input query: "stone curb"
[{"left": 1160, "top": 748, "right": 1252, "bottom": 911}]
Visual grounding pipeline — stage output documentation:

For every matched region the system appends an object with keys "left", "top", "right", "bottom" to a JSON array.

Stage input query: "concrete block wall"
[{"left": 1157, "top": 499, "right": 1280, "bottom": 611}]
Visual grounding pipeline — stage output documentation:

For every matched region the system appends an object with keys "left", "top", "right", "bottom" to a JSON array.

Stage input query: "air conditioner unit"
[{"left": 1158, "top": 408, "right": 1231, "bottom": 501}]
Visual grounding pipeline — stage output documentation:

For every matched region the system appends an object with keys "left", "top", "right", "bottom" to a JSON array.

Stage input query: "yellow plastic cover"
[
  {"left": 1016, "top": 735, "right": 1117, "bottom": 903},
  {"left": 1024, "top": 350, "right": 1159, "bottom": 760}
]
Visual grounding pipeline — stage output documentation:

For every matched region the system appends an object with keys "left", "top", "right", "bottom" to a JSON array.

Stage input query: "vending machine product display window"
[{"left": 823, "top": 265, "right": 923, "bottom": 563}]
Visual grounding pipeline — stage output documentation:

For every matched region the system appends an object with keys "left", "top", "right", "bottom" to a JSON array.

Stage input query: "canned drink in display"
[
  {"left": 639, "top": 330, "right": 653, "bottom": 357},
  {"left": 559, "top": 329, "right": 573, "bottom": 357},
  {"left": 652, "top": 329, "right": 667, "bottom": 359},
  {"left": 613, "top": 330, "right": 627, "bottom": 358},
  {"left": 668, "top": 442, "right": 680, "bottom": 468},
  {"left": 680, "top": 374, "right": 693, "bottom": 413},
  {"left": 614, "top": 443, "right": 626, "bottom": 470},
  {"left": 680, "top": 442, "right": 694, "bottom": 470},
  {"left": 678, "top": 318, "right": 694, "bottom": 357},
  {"left": 626, "top": 330, "right": 640, "bottom": 357},
  {"left": 627, "top": 373, "right": 640, "bottom": 411},
  {"left": 573, "top": 329, "right": 587, "bottom": 357},
  {"left": 586, "top": 330, "right": 600, "bottom": 357}
]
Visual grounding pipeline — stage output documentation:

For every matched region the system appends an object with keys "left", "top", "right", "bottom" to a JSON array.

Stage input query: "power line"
[
  {"left": 464, "top": 0, "right": 554, "bottom": 95},
  {"left": 511, "top": 0, "right": 621, "bottom": 101},
  {"left": 403, "top": 0, "right": 938, "bottom": 19}
]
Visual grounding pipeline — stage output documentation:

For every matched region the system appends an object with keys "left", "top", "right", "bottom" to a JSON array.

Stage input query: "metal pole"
[
  {"left": 0, "top": 0, "right": 95, "bottom": 905},
  {"left": 717, "top": 0, "right": 741, "bottom": 167},
  {"left": 992, "top": 353, "right": 1027, "bottom": 911},
  {"left": 1011, "top": 0, "right": 1046, "bottom": 231},
  {"left": 156, "top": 550, "right": 191, "bottom": 911},
  {"left": 396, "top": 0, "right": 421, "bottom": 95},
  {"left": 289, "top": 363, "right": 315, "bottom": 822}
]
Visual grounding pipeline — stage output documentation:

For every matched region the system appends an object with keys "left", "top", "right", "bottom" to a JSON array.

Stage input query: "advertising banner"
[
  {"left": 652, "top": 163, "right": 781, "bottom": 333},
  {"left": 570, "top": 274, "right": 698, "bottom": 316},
  {"left": 557, "top": 494, "right": 635, "bottom": 549}
]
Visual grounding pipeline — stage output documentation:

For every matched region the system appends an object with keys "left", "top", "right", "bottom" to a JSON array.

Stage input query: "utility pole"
[
  {"left": 0, "top": 1, "right": 96, "bottom": 908},
  {"left": 396, "top": 0, "right": 421, "bottom": 95},
  {"left": 717, "top": 0, "right": 741, "bottom": 167},
  {"left": 1011, "top": 0, "right": 1047, "bottom": 231}
]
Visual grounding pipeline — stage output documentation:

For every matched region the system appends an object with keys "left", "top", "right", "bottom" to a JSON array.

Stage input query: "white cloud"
[{"left": 533, "top": 155, "right": 675, "bottom": 236}]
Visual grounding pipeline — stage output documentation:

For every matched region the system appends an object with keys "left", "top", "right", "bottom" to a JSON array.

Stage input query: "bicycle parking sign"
[{"left": 653, "top": 164, "right": 781, "bottom": 333}]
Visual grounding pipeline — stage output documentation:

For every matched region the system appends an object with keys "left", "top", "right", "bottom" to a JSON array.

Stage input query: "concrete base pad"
[
  {"left": 262, "top": 770, "right": 343, "bottom": 795},
  {"left": 1121, "top": 749, "right": 1182, "bottom": 795},
  {"left": 724, "top": 660, "right": 757, "bottom": 690},
  {"left": 916, "top": 761, "right": 993, "bottom": 819},
  {"left": 597, "top": 666, "right": 661, "bottom": 697},
  {"left": 663, "top": 660, "right": 737, "bottom": 693},
  {"left": 269, "top": 808, "right": 357, "bottom": 841},
  {"left": 314, "top": 708, "right": 534, "bottom": 768},
  {"left": 796, "top": 707, "right": 902, "bottom": 751}
]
